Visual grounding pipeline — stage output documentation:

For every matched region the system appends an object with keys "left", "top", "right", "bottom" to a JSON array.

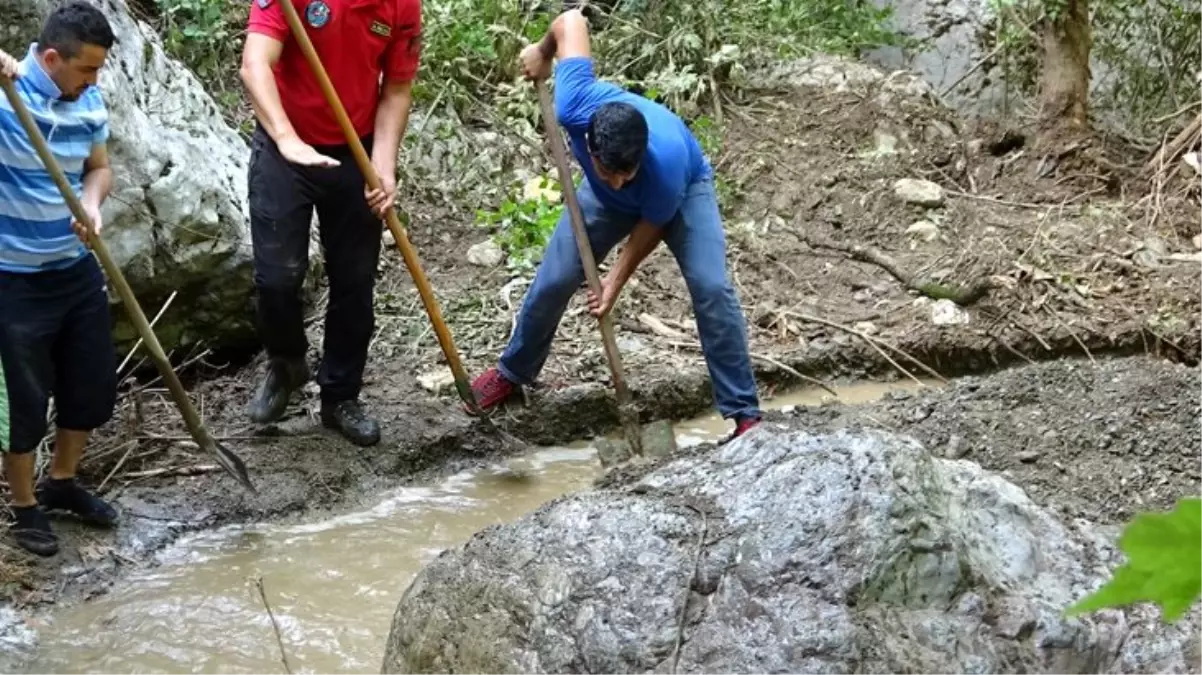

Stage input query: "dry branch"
[
  {"left": 793, "top": 231, "right": 998, "bottom": 306},
  {"left": 784, "top": 311, "right": 948, "bottom": 385},
  {"left": 1145, "top": 113, "right": 1201, "bottom": 174},
  {"left": 253, "top": 575, "right": 293, "bottom": 674}
]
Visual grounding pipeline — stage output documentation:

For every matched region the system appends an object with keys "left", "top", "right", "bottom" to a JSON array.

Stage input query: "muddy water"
[{"left": 25, "top": 380, "right": 927, "bottom": 674}]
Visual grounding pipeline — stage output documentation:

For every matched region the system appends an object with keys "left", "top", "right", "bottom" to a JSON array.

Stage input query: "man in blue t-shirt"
[
  {"left": 470, "top": 9, "right": 762, "bottom": 440},
  {"left": 0, "top": 1, "right": 121, "bottom": 557}
]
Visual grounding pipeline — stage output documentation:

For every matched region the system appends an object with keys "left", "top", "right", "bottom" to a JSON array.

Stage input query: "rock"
[
  {"left": 905, "top": 219, "right": 940, "bottom": 242},
  {"left": 1018, "top": 449, "right": 1042, "bottom": 463},
  {"left": 944, "top": 433, "right": 968, "bottom": 459},
  {"left": 2, "top": 0, "right": 261, "bottom": 353},
  {"left": 931, "top": 298, "right": 970, "bottom": 325},
  {"left": 862, "top": 0, "right": 1007, "bottom": 115},
  {"left": 595, "top": 437, "right": 632, "bottom": 468},
  {"left": 872, "top": 128, "right": 899, "bottom": 155},
  {"left": 894, "top": 178, "right": 945, "bottom": 207},
  {"left": 466, "top": 239, "right": 505, "bottom": 267},
  {"left": 381, "top": 427, "right": 1199, "bottom": 674},
  {"left": 416, "top": 370, "right": 455, "bottom": 394},
  {"left": 1193, "top": 234, "right": 1201, "bottom": 251},
  {"left": 853, "top": 320, "right": 879, "bottom": 336}
]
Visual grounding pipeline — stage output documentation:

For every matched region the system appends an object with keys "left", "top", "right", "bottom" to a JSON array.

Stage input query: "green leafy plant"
[
  {"left": 475, "top": 176, "right": 563, "bottom": 272},
  {"left": 1066, "top": 497, "right": 1201, "bottom": 622}
]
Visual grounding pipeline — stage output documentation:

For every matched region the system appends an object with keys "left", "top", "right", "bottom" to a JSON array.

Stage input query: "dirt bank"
[{"left": 1, "top": 62, "right": 1197, "bottom": 619}]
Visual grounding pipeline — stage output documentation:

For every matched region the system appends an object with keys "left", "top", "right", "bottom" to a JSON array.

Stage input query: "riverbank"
[{"left": 0, "top": 56, "right": 1197, "bottom": 649}]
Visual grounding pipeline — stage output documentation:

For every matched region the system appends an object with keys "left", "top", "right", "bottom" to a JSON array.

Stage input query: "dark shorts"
[{"left": 0, "top": 255, "right": 117, "bottom": 453}]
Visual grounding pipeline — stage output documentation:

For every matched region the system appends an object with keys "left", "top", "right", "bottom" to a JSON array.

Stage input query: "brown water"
[{"left": 25, "top": 380, "right": 928, "bottom": 674}]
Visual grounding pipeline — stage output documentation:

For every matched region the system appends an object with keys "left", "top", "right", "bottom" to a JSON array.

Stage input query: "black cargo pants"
[{"left": 247, "top": 125, "right": 382, "bottom": 404}]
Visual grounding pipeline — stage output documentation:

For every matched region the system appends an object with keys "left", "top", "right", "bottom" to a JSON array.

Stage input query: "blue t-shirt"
[{"left": 553, "top": 57, "right": 710, "bottom": 226}]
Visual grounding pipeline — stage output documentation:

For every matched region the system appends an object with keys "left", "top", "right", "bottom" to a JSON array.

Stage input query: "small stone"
[
  {"left": 383, "top": 228, "right": 396, "bottom": 247},
  {"left": 466, "top": 239, "right": 505, "bottom": 267},
  {"left": 780, "top": 405, "right": 797, "bottom": 415},
  {"left": 905, "top": 220, "right": 940, "bottom": 242},
  {"left": 944, "top": 434, "right": 968, "bottom": 459},
  {"left": 853, "top": 321, "right": 878, "bottom": 336},
  {"left": 1017, "top": 450, "right": 1042, "bottom": 464},
  {"left": 616, "top": 335, "right": 649, "bottom": 355},
  {"left": 596, "top": 437, "right": 632, "bottom": 468},
  {"left": 873, "top": 129, "right": 898, "bottom": 155},
  {"left": 1193, "top": 234, "right": 1201, "bottom": 250},
  {"left": 640, "top": 420, "right": 677, "bottom": 458},
  {"left": 930, "top": 299, "right": 970, "bottom": 326},
  {"left": 417, "top": 370, "right": 456, "bottom": 394},
  {"left": 893, "top": 178, "right": 945, "bottom": 208}
]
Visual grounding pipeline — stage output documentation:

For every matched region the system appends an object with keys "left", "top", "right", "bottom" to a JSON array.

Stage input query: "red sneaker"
[
  {"left": 466, "top": 367, "right": 517, "bottom": 414},
  {"left": 733, "top": 416, "right": 761, "bottom": 438}
]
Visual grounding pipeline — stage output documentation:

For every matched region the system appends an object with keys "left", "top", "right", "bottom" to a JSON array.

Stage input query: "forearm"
[
  {"left": 241, "top": 61, "right": 298, "bottom": 143},
  {"left": 538, "top": 9, "right": 587, "bottom": 61},
  {"left": 371, "top": 82, "right": 414, "bottom": 174},
  {"left": 607, "top": 220, "right": 663, "bottom": 287},
  {"left": 80, "top": 166, "right": 112, "bottom": 209}
]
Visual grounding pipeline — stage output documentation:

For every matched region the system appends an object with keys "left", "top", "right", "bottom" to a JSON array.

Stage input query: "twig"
[
  {"left": 253, "top": 575, "right": 293, "bottom": 675},
  {"left": 784, "top": 311, "right": 948, "bottom": 385},
  {"left": 117, "top": 291, "right": 178, "bottom": 375},
  {"left": 793, "top": 231, "right": 997, "bottom": 306},
  {"left": 664, "top": 339, "right": 838, "bottom": 396},
  {"left": 121, "top": 464, "right": 220, "bottom": 479},
  {"left": 940, "top": 42, "right": 1004, "bottom": 97},
  {"left": 1043, "top": 305, "right": 1095, "bottom": 365},
  {"left": 97, "top": 440, "right": 139, "bottom": 493},
  {"left": 671, "top": 506, "right": 708, "bottom": 674}
]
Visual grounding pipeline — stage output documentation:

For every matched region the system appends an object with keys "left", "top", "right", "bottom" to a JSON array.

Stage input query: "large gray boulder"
[
  {"left": 382, "top": 425, "right": 1199, "bottom": 673},
  {"left": 1, "top": 0, "right": 255, "bottom": 352}
]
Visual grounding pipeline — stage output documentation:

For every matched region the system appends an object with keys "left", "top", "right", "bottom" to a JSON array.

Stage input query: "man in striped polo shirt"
[{"left": 0, "top": 1, "right": 120, "bottom": 556}]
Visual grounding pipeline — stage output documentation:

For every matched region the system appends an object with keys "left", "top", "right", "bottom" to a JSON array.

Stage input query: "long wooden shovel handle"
[
  {"left": 534, "top": 80, "right": 632, "bottom": 405},
  {"left": 0, "top": 75, "right": 255, "bottom": 493},
  {"left": 275, "top": 0, "right": 479, "bottom": 412}
]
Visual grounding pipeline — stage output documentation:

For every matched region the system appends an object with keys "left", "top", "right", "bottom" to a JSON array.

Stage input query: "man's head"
[
  {"left": 36, "top": 1, "right": 114, "bottom": 101},
  {"left": 586, "top": 101, "right": 648, "bottom": 190}
]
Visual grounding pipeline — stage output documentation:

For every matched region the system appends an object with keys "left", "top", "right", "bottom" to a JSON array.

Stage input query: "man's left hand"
[
  {"left": 586, "top": 277, "right": 621, "bottom": 318},
  {"left": 71, "top": 202, "right": 102, "bottom": 247},
  {"left": 365, "top": 165, "right": 397, "bottom": 219}
]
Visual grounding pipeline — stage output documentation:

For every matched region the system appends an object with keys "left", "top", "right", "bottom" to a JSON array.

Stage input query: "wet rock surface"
[
  {"left": 1, "top": 0, "right": 256, "bottom": 353},
  {"left": 381, "top": 402, "right": 1200, "bottom": 673}
]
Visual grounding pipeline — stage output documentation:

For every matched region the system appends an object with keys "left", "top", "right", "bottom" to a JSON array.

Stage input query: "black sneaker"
[
  {"left": 248, "top": 357, "right": 311, "bottom": 424},
  {"left": 321, "top": 400, "right": 381, "bottom": 447},
  {"left": 10, "top": 504, "right": 58, "bottom": 556},
  {"left": 36, "top": 477, "right": 118, "bottom": 527}
]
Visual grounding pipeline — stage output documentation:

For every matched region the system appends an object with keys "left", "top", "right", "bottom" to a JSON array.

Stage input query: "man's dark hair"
[
  {"left": 37, "top": 1, "right": 115, "bottom": 58},
  {"left": 586, "top": 101, "right": 648, "bottom": 174}
]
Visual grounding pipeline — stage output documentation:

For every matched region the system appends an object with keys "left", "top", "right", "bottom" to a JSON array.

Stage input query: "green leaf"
[{"left": 1065, "top": 498, "right": 1202, "bottom": 622}]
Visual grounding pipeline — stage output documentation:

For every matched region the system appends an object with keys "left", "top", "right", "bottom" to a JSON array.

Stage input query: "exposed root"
[
  {"left": 793, "top": 231, "right": 999, "bottom": 307},
  {"left": 784, "top": 312, "right": 949, "bottom": 385}
]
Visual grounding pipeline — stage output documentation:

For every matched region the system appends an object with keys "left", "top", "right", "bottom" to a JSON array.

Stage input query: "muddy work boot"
[
  {"left": 466, "top": 367, "right": 518, "bottom": 414},
  {"left": 321, "top": 400, "right": 381, "bottom": 447},
  {"left": 36, "top": 477, "right": 118, "bottom": 527},
  {"left": 9, "top": 504, "right": 58, "bottom": 556},
  {"left": 248, "top": 357, "right": 310, "bottom": 424}
]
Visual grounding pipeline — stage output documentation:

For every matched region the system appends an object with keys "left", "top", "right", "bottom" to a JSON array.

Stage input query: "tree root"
[{"left": 793, "top": 232, "right": 998, "bottom": 306}]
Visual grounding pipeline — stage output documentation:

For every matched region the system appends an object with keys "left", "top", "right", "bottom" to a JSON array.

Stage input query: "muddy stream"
[{"left": 20, "top": 380, "right": 927, "bottom": 674}]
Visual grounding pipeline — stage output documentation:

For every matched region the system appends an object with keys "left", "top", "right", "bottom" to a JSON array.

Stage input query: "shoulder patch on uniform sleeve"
[{"left": 370, "top": 20, "right": 391, "bottom": 37}]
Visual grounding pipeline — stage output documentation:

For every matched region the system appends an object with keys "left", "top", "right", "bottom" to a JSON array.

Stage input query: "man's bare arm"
[
  {"left": 240, "top": 34, "right": 297, "bottom": 143},
  {"left": 81, "top": 142, "right": 112, "bottom": 210},
  {"left": 606, "top": 219, "right": 663, "bottom": 288},
  {"left": 371, "top": 80, "right": 413, "bottom": 178},
  {"left": 537, "top": 9, "right": 591, "bottom": 62}
]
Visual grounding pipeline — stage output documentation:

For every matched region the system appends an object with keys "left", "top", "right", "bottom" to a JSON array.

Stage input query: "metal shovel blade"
[{"left": 209, "top": 438, "right": 257, "bottom": 494}]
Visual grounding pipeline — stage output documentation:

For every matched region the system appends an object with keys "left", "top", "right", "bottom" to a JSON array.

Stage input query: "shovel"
[
  {"left": 0, "top": 75, "right": 256, "bottom": 494},
  {"left": 534, "top": 79, "right": 675, "bottom": 465},
  {"left": 275, "top": 1, "right": 528, "bottom": 453}
]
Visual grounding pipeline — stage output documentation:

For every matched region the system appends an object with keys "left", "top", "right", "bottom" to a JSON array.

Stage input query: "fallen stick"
[
  {"left": 793, "top": 231, "right": 997, "bottom": 306},
  {"left": 121, "top": 464, "right": 220, "bottom": 480},
  {"left": 784, "top": 311, "right": 948, "bottom": 385},
  {"left": 97, "top": 440, "right": 139, "bottom": 493},
  {"left": 664, "top": 340, "right": 838, "bottom": 396},
  {"left": 117, "top": 290, "right": 178, "bottom": 376},
  {"left": 252, "top": 575, "right": 293, "bottom": 675}
]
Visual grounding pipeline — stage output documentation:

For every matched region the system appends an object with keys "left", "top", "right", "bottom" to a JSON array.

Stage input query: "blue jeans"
[{"left": 499, "top": 177, "right": 761, "bottom": 420}]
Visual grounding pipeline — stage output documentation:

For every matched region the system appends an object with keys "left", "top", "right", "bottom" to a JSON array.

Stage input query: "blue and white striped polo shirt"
[{"left": 0, "top": 43, "right": 109, "bottom": 273}]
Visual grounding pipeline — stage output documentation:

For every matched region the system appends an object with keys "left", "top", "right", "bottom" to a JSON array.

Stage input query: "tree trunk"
[{"left": 1038, "top": 0, "right": 1091, "bottom": 137}]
